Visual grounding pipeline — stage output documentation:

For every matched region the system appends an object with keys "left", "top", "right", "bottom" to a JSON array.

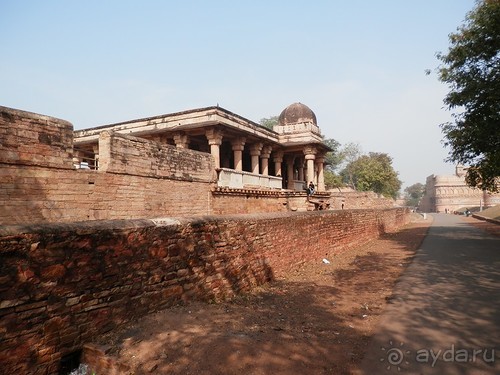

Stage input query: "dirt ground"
[{"left": 93, "top": 214, "right": 435, "bottom": 375}]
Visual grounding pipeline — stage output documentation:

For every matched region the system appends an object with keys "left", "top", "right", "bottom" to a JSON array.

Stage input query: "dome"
[{"left": 278, "top": 102, "right": 317, "bottom": 126}]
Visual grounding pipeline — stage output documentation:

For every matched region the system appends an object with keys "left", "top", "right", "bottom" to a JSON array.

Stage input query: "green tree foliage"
[
  {"left": 338, "top": 143, "right": 362, "bottom": 189},
  {"left": 259, "top": 116, "right": 279, "bottom": 130},
  {"left": 341, "top": 152, "right": 402, "bottom": 199},
  {"left": 322, "top": 138, "right": 342, "bottom": 172},
  {"left": 437, "top": 0, "right": 500, "bottom": 192},
  {"left": 324, "top": 172, "right": 343, "bottom": 189},
  {"left": 404, "top": 182, "right": 425, "bottom": 207},
  {"left": 322, "top": 138, "right": 347, "bottom": 189}
]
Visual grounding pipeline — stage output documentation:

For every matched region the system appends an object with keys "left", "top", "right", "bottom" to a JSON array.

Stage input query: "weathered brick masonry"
[
  {"left": 0, "top": 106, "right": 408, "bottom": 373},
  {"left": 0, "top": 106, "right": 399, "bottom": 224},
  {"left": 0, "top": 107, "right": 215, "bottom": 225},
  {"left": 0, "top": 208, "right": 408, "bottom": 374}
]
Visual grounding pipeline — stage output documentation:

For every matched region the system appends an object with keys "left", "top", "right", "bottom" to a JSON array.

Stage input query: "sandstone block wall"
[
  {"left": 0, "top": 106, "right": 74, "bottom": 169},
  {"left": 328, "top": 191, "right": 396, "bottom": 210},
  {"left": 0, "top": 106, "right": 398, "bottom": 225},
  {"left": 0, "top": 107, "right": 215, "bottom": 225},
  {"left": 211, "top": 189, "right": 289, "bottom": 215},
  {"left": 211, "top": 190, "right": 335, "bottom": 215},
  {"left": 0, "top": 208, "right": 409, "bottom": 374},
  {"left": 99, "top": 131, "right": 215, "bottom": 182},
  {"left": 0, "top": 165, "right": 214, "bottom": 224}
]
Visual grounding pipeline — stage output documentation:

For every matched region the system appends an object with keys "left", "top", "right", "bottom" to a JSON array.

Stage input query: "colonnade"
[{"left": 170, "top": 127, "right": 326, "bottom": 192}]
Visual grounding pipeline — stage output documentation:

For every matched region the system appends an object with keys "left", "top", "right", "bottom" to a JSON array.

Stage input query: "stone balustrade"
[{"left": 217, "top": 168, "right": 282, "bottom": 190}]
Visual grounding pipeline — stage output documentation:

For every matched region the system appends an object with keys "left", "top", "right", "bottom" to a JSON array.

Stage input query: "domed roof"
[{"left": 278, "top": 102, "right": 317, "bottom": 126}]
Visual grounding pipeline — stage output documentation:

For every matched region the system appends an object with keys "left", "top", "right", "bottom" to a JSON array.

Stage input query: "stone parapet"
[
  {"left": 0, "top": 106, "right": 74, "bottom": 169},
  {"left": 98, "top": 131, "right": 215, "bottom": 182}
]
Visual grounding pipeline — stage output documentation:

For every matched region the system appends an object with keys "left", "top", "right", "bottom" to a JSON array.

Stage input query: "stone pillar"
[
  {"left": 304, "top": 146, "right": 317, "bottom": 186},
  {"left": 92, "top": 144, "right": 99, "bottom": 170},
  {"left": 250, "top": 142, "right": 263, "bottom": 174},
  {"left": 260, "top": 145, "right": 272, "bottom": 176},
  {"left": 316, "top": 156, "right": 325, "bottom": 192},
  {"left": 286, "top": 155, "right": 296, "bottom": 189},
  {"left": 231, "top": 137, "right": 246, "bottom": 172},
  {"left": 173, "top": 132, "right": 190, "bottom": 149},
  {"left": 273, "top": 150, "right": 284, "bottom": 177},
  {"left": 205, "top": 128, "right": 223, "bottom": 169}
]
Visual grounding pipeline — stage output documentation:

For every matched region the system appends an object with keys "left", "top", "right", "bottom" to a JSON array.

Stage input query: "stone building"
[
  {"left": 1, "top": 103, "right": 341, "bottom": 225},
  {"left": 419, "top": 165, "right": 500, "bottom": 213},
  {"left": 73, "top": 102, "right": 330, "bottom": 192}
]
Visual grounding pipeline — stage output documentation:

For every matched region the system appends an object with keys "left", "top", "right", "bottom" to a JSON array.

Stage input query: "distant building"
[{"left": 419, "top": 166, "right": 500, "bottom": 213}]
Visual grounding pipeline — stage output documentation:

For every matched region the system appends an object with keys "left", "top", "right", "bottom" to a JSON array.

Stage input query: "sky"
[{"left": 0, "top": 0, "right": 476, "bottom": 190}]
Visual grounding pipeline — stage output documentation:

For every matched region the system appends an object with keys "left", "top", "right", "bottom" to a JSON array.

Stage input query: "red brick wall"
[{"left": 0, "top": 208, "right": 409, "bottom": 374}]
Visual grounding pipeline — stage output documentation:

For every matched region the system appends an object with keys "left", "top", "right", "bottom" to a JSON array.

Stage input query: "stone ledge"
[
  {"left": 212, "top": 186, "right": 330, "bottom": 198},
  {"left": 0, "top": 105, "right": 73, "bottom": 128}
]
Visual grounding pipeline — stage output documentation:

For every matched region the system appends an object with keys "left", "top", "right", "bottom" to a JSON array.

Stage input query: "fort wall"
[
  {"left": 328, "top": 190, "right": 396, "bottom": 210},
  {"left": 0, "top": 207, "right": 409, "bottom": 374},
  {"left": 0, "top": 106, "right": 398, "bottom": 224},
  {"left": 0, "top": 107, "right": 215, "bottom": 225},
  {"left": 211, "top": 189, "right": 289, "bottom": 214},
  {"left": 0, "top": 107, "right": 74, "bottom": 170},
  {"left": 419, "top": 173, "right": 500, "bottom": 213}
]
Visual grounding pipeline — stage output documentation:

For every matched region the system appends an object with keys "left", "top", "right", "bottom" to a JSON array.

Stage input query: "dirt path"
[{"left": 91, "top": 215, "right": 432, "bottom": 374}]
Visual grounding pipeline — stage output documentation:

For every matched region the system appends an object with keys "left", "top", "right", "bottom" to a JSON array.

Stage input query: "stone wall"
[
  {"left": 0, "top": 208, "right": 409, "bottom": 374},
  {"left": 0, "top": 107, "right": 74, "bottom": 169},
  {"left": 0, "top": 107, "right": 215, "bottom": 225},
  {"left": 99, "top": 131, "right": 214, "bottom": 182},
  {"left": 420, "top": 173, "right": 500, "bottom": 213},
  {"left": 328, "top": 190, "right": 396, "bottom": 210},
  {"left": 211, "top": 189, "right": 332, "bottom": 214},
  {"left": 0, "top": 165, "right": 214, "bottom": 224},
  {"left": 0, "top": 106, "right": 398, "bottom": 225},
  {"left": 212, "top": 189, "right": 289, "bottom": 214}
]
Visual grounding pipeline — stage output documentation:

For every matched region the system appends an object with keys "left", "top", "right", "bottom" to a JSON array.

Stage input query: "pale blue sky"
[{"left": 0, "top": 0, "right": 475, "bottom": 189}]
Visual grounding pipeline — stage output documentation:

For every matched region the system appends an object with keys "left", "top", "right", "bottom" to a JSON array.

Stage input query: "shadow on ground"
[
  {"left": 358, "top": 215, "right": 500, "bottom": 375},
  {"left": 90, "top": 220, "right": 432, "bottom": 375}
]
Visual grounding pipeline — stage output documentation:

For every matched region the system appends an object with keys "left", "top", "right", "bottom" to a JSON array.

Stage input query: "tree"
[
  {"left": 404, "top": 182, "right": 425, "bottom": 207},
  {"left": 322, "top": 138, "right": 343, "bottom": 189},
  {"left": 341, "top": 152, "right": 402, "bottom": 199},
  {"left": 338, "top": 143, "right": 362, "bottom": 190},
  {"left": 259, "top": 116, "right": 279, "bottom": 130},
  {"left": 324, "top": 172, "right": 343, "bottom": 189},
  {"left": 436, "top": 0, "right": 500, "bottom": 192},
  {"left": 323, "top": 138, "right": 342, "bottom": 172}
]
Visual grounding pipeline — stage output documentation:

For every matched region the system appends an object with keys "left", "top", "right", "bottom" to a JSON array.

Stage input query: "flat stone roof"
[{"left": 73, "top": 106, "right": 279, "bottom": 144}]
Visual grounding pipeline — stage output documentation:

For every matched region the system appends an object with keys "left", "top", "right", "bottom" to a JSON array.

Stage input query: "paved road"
[{"left": 358, "top": 214, "right": 500, "bottom": 375}]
